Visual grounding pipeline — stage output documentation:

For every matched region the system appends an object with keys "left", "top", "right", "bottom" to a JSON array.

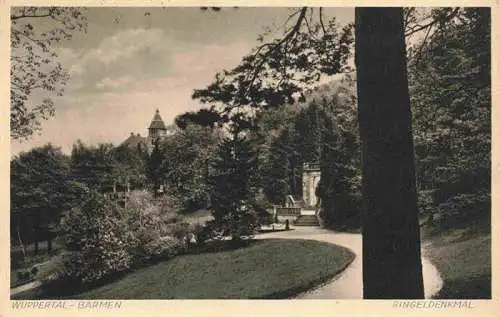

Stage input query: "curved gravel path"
[{"left": 255, "top": 226, "right": 443, "bottom": 299}]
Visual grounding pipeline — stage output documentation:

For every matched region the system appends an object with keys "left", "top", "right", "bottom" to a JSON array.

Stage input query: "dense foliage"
[
  {"left": 254, "top": 79, "right": 361, "bottom": 227},
  {"left": 11, "top": 140, "right": 148, "bottom": 260},
  {"left": 10, "top": 144, "right": 87, "bottom": 256},
  {"left": 37, "top": 191, "right": 191, "bottom": 295},
  {"left": 191, "top": 8, "right": 354, "bottom": 130},
  {"left": 112, "top": 144, "right": 148, "bottom": 190},
  {"left": 145, "top": 139, "right": 164, "bottom": 195},
  {"left": 409, "top": 8, "right": 490, "bottom": 230},
  {"left": 206, "top": 135, "right": 261, "bottom": 241},
  {"left": 71, "top": 140, "right": 148, "bottom": 193},
  {"left": 70, "top": 141, "right": 116, "bottom": 193},
  {"left": 122, "top": 191, "right": 186, "bottom": 264},
  {"left": 59, "top": 193, "right": 132, "bottom": 284},
  {"left": 313, "top": 84, "right": 361, "bottom": 227},
  {"left": 256, "top": 104, "right": 302, "bottom": 203},
  {"left": 160, "top": 125, "right": 221, "bottom": 211}
]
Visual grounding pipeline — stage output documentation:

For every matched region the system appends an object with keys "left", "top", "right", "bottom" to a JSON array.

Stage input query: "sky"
[{"left": 11, "top": 7, "right": 354, "bottom": 155}]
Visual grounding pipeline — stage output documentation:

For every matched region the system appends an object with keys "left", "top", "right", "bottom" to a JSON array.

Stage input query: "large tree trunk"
[{"left": 355, "top": 8, "right": 424, "bottom": 299}]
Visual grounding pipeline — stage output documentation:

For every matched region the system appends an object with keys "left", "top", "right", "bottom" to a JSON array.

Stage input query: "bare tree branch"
[
  {"left": 405, "top": 8, "right": 460, "bottom": 37},
  {"left": 413, "top": 23, "right": 433, "bottom": 66},
  {"left": 403, "top": 7, "right": 416, "bottom": 31},
  {"left": 280, "top": 8, "right": 302, "bottom": 33},
  {"left": 303, "top": 10, "right": 319, "bottom": 41},
  {"left": 319, "top": 7, "right": 327, "bottom": 35},
  {"left": 241, "top": 7, "right": 308, "bottom": 103}
]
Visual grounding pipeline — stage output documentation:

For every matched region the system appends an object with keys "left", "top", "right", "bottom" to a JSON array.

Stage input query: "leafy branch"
[
  {"left": 10, "top": 7, "right": 87, "bottom": 141},
  {"left": 190, "top": 7, "right": 354, "bottom": 132}
]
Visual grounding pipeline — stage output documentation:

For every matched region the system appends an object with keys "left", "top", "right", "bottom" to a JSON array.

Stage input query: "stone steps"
[{"left": 294, "top": 215, "right": 320, "bottom": 226}]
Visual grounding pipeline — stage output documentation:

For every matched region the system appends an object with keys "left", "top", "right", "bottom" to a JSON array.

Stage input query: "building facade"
[{"left": 121, "top": 109, "right": 174, "bottom": 153}]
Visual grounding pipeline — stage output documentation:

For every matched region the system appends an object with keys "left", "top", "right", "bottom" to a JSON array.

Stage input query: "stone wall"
[{"left": 276, "top": 207, "right": 301, "bottom": 216}]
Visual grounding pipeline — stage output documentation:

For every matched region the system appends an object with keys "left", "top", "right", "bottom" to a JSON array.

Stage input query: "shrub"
[
  {"left": 433, "top": 191, "right": 490, "bottom": 229},
  {"left": 123, "top": 191, "right": 183, "bottom": 264},
  {"left": 156, "top": 191, "right": 182, "bottom": 224},
  {"left": 16, "top": 269, "right": 32, "bottom": 282},
  {"left": 37, "top": 253, "right": 74, "bottom": 281},
  {"left": 127, "top": 228, "right": 162, "bottom": 266},
  {"left": 202, "top": 210, "right": 258, "bottom": 242},
  {"left": 36, "top": 192, "right": 193, "bottom": 296},
  {"left": 143, "top": 236, "right": 186, "bottom": 262},
  {"left": 166, "top": 221, "right": 192, "bottom": 240},
  {"left": 254, "top": 204, "right": 273, "bottom": 226},
  {"left": 192, "top": 223, "right": 209, "bottom": 245},
  {"left": 59, "top": 193, "right": 132, "bottom": 285},
  {"left": 418, "top": 189, "right": 435, "bottom": 220},
  {"left": 35, "top": 252, "right": 85, "bottom": 297}
]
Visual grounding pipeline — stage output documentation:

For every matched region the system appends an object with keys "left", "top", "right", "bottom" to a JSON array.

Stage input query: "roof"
[
  {"left": 148, "top": 109, "right": 167, "bottom": 130},
  {"left": 121, "top": 133, "right": 147, "bottom": 149}
]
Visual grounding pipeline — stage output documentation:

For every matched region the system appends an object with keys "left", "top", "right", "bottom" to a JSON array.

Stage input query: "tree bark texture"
[{"left": 355, "top": 7, "right": 424, "bottom": 299}]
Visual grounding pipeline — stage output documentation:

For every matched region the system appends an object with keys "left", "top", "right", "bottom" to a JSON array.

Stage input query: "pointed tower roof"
[{"left": 148, "top": 108, "right": 167, "bottom": 130}]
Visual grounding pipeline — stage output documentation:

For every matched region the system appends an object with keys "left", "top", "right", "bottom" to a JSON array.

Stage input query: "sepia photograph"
[{"left": 8, "top": 6, "right": 491, "bottom": 302}]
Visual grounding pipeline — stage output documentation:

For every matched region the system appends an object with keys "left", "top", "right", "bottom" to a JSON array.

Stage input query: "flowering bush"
[
  {"left": 58, "top": 192, "right": 132, "bottom": 285},
  {"left": 122, "top": 191, "right": 186, "bottom": 265},
  {"left": 143, "top": 236, "right": 186, "bottom": 262},
  {"left": 40, "top": 191, "right": 198, "bottom": 295}
]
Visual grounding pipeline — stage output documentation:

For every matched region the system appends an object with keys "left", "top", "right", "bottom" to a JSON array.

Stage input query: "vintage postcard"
[{"left": 1, "top": 1, "right": 498, "bottom": 317}]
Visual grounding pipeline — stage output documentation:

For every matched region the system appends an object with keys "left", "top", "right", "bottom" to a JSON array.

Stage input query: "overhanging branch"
[{"left": 240, "top": 7, "right": 308, "bottom": 103}]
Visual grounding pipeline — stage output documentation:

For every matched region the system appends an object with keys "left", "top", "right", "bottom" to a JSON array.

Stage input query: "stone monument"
[{"left": 302, "top": 162, "right": 321, "bottom": 207}]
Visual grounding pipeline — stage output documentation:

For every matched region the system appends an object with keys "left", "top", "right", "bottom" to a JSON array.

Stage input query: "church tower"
[{"left": 147, "top": 108, "right": 167, "bottom": 146}]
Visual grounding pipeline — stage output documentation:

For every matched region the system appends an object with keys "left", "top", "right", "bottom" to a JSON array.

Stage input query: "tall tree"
[
  {"left": 260, "top": 129, "right": 293, "bottom": 205},
  {"left": 10, "top": 144, "right": 87, "bottom": 256},
  {"left": 10, "top": 7, "right": 87, "bottom": 140},
  {"left": 355, "top": 8, "right": 423, "bottom": 298},
  {"left": 112, "top": 144, "right": 148, "bottom": 190},
  {"left": 70, "top": 140, "right": 116, "bottom": 193},
  {"left": 208, "top": 133, "right": 260, "bottom": 241},
  {"left": 253, "top": 103, "right": 302, "bottom": 201},
  {"left": 314, "top": 90, "right": 362, "bottom": 228},
  {"left": 161, "top": 124, "right": 221, "bottom": 211},
  {"left": 146, "top": 138, "right": 164, "bottom": 196},
  {"left": 408, "top": 8, "right": 491, "bottom": 230}
]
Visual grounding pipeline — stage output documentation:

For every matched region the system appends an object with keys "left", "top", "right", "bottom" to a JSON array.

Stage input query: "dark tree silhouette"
[
  {"left": 146, "top": 138, "right": 164, "bottom": 196},
  {"left": 355, "top": 8, "right": 424, "bottom": 299}
]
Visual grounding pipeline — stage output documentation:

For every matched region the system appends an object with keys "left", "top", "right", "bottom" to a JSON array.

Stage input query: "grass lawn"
[
  {"left": 423, "top": 230, "right": 491, "bottom": 299},
  {"left": 14, "top": 239, "right": 354, "bottom": 299}
]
